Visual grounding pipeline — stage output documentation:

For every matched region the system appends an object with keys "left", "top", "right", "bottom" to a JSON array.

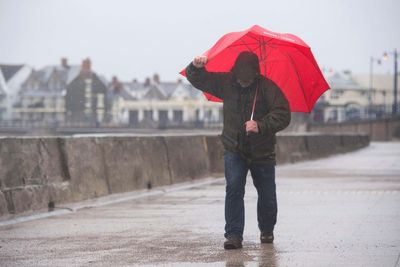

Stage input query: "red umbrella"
[{"left": 180, "top": 25, "right": 330, "bottom": 112}]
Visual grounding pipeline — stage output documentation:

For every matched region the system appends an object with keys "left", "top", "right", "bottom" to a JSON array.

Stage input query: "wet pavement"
[{"left": 0, "top": 142, "right": 399, "bottom": 267}]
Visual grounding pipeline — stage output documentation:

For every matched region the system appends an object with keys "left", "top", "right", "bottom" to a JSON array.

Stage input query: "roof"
[
  {"left": 21, "top": 90, "right": 65, "bottom": 97},
  {"left": 115, "top": 80, "right": 202, "bottom": 101},
  {"left": 143, "top": 85, "right": 167, "bottom": 100},
  {"left": 184, "top": 83, "right": 203, "bottom": 99},
  {"left": 21, "top": 65, "right": 81, "bottom": 93},
  {"left": 115, "top": 86, "right": 136, "bottom": 101},
  {"left": 325, "top": 72, "right": 365, "bottom": 91},
  {"left": 0, "top": 64, "right": 24, "bottom": 82},
  {"left": 159, "top": 82, "right": 179, "bottom": 97},
  {"left": 0, "top": 83, "right": 5, "bottom": 95},
  {"left": 170, "top": 83, "right": 203, "bottom": 100},
  {"left": 123, "top": 82, "right": 146, "bottom": 98}
]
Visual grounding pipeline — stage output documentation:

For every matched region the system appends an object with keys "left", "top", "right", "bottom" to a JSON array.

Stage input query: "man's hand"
[
  {"left": 245, "top": 120, "right": 259, "bottom": 133},
  {"left": 193, "top": 56, "right": 208, "bottom": 68}
]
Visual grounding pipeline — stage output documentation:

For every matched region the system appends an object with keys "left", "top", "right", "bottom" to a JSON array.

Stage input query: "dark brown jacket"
[{"left": 186, "top": 63, "right": 291, "bottom": 164}]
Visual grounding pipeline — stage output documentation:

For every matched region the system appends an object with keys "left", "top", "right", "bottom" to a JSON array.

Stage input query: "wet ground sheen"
[{"left": 0, "top": 142, "right": 399, "bottom": 267}]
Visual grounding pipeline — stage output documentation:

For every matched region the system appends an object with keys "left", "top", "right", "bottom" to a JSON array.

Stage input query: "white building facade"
[
  {"left": 312, "top": 71, "right": 397, "bottom": 123},
  {"left": 0, "top": 64, "right": 32, "bottom": 121},
  {"left": 110, "top": 76, "right": 223, "bottom": 128}
]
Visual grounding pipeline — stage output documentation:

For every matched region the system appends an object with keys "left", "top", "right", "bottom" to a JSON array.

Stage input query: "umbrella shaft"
[{"left": 250, "top": 83, "right": 259, "bottom": 121}]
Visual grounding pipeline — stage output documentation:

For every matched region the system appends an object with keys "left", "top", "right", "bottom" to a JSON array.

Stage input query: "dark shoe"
[
  {"left": 224, "top": 237, "right": 243, "bottom": 249},
  {"left": 260, "top": 231, "right": 274, "bottom": 243}
]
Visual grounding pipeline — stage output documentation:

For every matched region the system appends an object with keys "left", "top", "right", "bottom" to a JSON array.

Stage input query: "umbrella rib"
[
  {"left": 214, "top": 33, "right": 311, "bottom": 111},
  {"left": 240, "top": 39, "right": 253, "bottom": 51},
  {"left": 228, "top": 42, "right": 260, "bottom": 48},
  {"left": 248, "top": 45, "right": 261, "bottom": 55},
  {"left": 247, "top": 33, "right": 275, "bottom": 45},
  {"left": 280, "top": 50, "right": 311, "bottom": 111},
  {"left": 258, "top": 38, "right": 265, "bottom": 75}
]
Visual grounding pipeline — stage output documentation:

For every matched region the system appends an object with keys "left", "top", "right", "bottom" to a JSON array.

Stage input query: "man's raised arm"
[{"left": 185, "top": 56, "right": 228, "bottom": 100}]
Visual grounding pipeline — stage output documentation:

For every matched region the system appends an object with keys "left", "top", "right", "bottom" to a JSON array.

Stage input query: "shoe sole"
[
  {"left": 261, "top": 240, "right": 273, "bottom": 244},
  {"left": 224, "top": 244, "right": 243, "bottom": 250},
  {"left": 260, "top": 238, "right": 274, "bottom": 244}
]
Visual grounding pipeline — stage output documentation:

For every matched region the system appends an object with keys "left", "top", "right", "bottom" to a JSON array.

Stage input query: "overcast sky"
[{"left": 0, "top": 0, "right": 399, "bottom": 82}]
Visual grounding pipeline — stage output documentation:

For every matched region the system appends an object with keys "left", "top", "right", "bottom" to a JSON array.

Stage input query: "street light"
[
  {"left": 369, "top": 56, "right": 382, "bottom": 118},
  {"left": 383, "top": 49, "right": 398, "bottom": 116}
]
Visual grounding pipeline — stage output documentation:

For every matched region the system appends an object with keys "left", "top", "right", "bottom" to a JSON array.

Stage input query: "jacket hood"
[{"left": 231, "top": 51, "right": 260, "bottom": 82}]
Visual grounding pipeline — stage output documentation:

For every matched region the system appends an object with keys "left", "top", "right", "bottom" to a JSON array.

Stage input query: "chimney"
[
  {"left": 144, "top": 77, "right": 151, "bottom": 87},
  {"left": 153, "top": 73, "right": 160, "bottom": 84},
  {"left": 112, "top": 76, "right": 121, "bottom": 93},
  {"left": 112, "top": 76, "right": 118, "bottom": 85},
  {"left": 61, "top": 57, "right": 69, "bottom": 68},
  {"left": 81, "top": 58, "right": 91, "bottom": 73}
]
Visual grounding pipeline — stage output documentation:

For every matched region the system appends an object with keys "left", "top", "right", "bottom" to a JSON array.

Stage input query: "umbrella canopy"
[{"left": 180, "top": 25, "right": 330, "bottom": 112}]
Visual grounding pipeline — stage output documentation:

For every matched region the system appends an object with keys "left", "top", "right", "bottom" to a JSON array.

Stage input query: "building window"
[
  {"left": 195, "top": 109, "right": 200, "bottom": 121},
  {"left": 158, "top": 110, "right": 168, "bottom": 122},
  {"left": 97, "top": 93, "right": 104, "bottom": 108},
  {"left": 129, "top": 110, "right": 139, "bottom": 126},
  {"left": 85, "top": 79, "right": 92, "bottom": 109},
  {"left": 173, "top": 110, "right": 183, "bottom": 123},
  {"left": 330, "top": 91, "right": 343, "bottom": 100},
  {"left": 85, "top": 88, "right": 92, "bottom": 108},
  {"left": 143, "top": 110, "right": 153, "bottom": 121},
  {"left": 345, "top": 104, "right": 361, "bottom": 121},
  {"left": 205, "top": 109, "right": 213, "bottom": 121},
  {"left": 328, "top": 109, "right": 338, "bottom": 122}
]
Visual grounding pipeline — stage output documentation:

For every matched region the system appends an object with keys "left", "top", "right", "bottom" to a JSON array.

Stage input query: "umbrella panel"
[{"left": 203, "top": 32, "right": 328, "bottom": 112}]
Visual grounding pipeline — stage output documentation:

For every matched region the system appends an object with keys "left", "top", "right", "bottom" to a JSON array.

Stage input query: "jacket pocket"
[
  {"left": 220, "top": 132, "right": 238, "bottom": 149},
  {"left": 247, "top": 133, "right": 274, "bottom": 156}
]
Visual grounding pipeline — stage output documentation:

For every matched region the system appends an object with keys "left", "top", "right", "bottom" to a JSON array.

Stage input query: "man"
[{"left": 185, "top": 51, "right": 291, "bottom": 249}]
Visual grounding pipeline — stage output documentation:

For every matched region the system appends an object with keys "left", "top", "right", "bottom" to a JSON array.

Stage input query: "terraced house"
[
  {"left": 109, "top": 74, "right": 223, "bottom": 128},
  {"left": 13, "top": 58, "right": 110, "bottom": 125},
  {"left": 312, "top": 71, "right": 394, "bottom": 123},
  {"left": 0, "top": 64, "right": 32, "bottom": 121}
]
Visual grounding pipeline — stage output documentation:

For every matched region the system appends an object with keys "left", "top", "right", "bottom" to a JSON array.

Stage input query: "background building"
[
  {"left": 2, "top": 57, "right": 397, "bottom": 129},
  {"left": 12, "top": 58, "right": 110, "bottom": 126},
  {"left": 65, "top": 58, "right": 109, "bottom": 125},
  {"left": 110, "top": 74, "right": 223, "bottom": 128},
  {"left": 0, "top": 64, "right": 32, "bottom": 122},
  {"left": 311, "top": 71, "right": 398, "bottom": 123}
]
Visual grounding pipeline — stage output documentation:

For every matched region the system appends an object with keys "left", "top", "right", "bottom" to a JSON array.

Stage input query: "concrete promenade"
[{"left": 0, "top": 142, "right": 399, "bottom": 266}]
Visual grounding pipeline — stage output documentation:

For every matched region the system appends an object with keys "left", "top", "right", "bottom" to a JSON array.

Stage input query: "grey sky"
[{"left": 0, "top": 0, "right": 399, "bottom": 82}]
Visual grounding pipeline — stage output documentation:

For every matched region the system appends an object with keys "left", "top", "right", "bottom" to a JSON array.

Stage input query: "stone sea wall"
[{"left": 0, "top": 133, "right": 369, "bottom": 218}]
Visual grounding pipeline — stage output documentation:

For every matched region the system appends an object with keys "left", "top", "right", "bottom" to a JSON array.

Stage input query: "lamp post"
[
  {"left": 383, "top": 49, "right": 398, "bottom": 116},
  {"left": 369, "top": 57, "right": 382, "bottom": 118}
]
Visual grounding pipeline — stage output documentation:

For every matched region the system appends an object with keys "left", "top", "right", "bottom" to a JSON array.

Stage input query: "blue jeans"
[{"left": 224, "top": 150, "right": 277, "bottom": 240}]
